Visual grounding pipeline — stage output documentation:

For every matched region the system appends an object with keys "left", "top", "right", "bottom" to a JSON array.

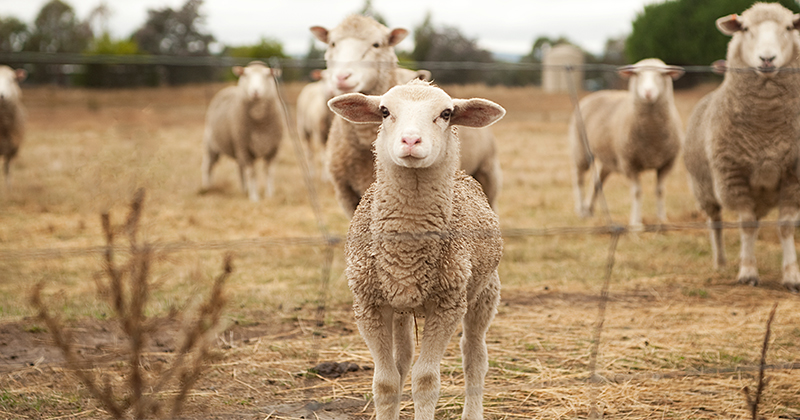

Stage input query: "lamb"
[
  {"left": 568, "top": 58, "right": 684, "bottom": 228},
  {"left": 0, "top": 65, "right": 27, "bottom": 187},
  {"left": 201, "top": 61, "right": 283, "bottom": 202},
  {"left": 296, "top": 70, "right": 335, "bottom": 177},
  {"left": 311, "top": 15, "right": 501, "bottom": 216},
  {"left": 328, "top": 80, "right": 505, "bottom": 420},
  {"left": 683, "top": 2, "right": 800, "bottom": 291}
]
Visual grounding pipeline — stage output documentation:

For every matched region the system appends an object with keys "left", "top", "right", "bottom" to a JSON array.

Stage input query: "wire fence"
[{"left": 2, "top": 55, "right": 798, "bottom": 417}]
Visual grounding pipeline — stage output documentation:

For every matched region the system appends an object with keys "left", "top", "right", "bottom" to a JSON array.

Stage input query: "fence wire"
[{"left": 2, "top": 57, "right": 799, "bottom": 417}]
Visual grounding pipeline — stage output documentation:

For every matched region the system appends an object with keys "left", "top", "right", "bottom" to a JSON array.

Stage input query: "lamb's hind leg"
[
  {"left": 778, "top": 205, "right": 800, "bottom": 292},
  {"left": 737, "top": 210, "right": 760, "bottom": 286},
  {"left": 460, "top": 273, "right": 500, "bottom": 420},
  {"left": 413, "top": 301, "right": 465, "bottom": 420},
  {"left": 358, "top": 305, "right": 402, "bottom": 420}
]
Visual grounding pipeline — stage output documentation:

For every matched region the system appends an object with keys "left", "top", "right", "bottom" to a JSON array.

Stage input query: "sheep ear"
[
  {"left": 415, "top": 69, "right": 432, "bottom": 81},
  {"left": 717, "top": 14, "right": 742, "bottom": 36},
  {"left": 269, "top": 68, "right": 282, "bottom": 78},
  {"left": 310, "top": 69, "right": 323, "bottom": 81},
  {"left": 14, "top": 68, "right": 27, "bottom": 82},
  {"left": 388, "top": 28, "right": 409, "bottom": 46},
  {"left": 232, "top": 66, "right": 244, "bottom": 77},
  {"left": 617, "top": 65, "right": 637, "bottom": 79},
  {"left": 451, "top": 98, "right": 506, "bottom": 128},
  {"left": 711, "top": 59, "right": 727, "bottom": 75},
  {"left": 328, "top": 93, "right": 383, "bottom": 124},
  {"left": 664, "top": 65, "right": 685, "bottom": 80},
  {"left": 310, "top": 26, "right": 328, "bottom": 43}
]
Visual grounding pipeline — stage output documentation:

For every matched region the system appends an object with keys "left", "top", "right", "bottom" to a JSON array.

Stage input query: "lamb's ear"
[
  {"left": 388, "top": 28, "right": 409, "bottom": 46},
  {"left": 328, "top": 93, "right": 383, "bottom": 124},
  {"left": 310, "top": 26, "right": 328, "bottom": 43},
  {"left": 664, "top": 65, "right": 685, "bottom": 80},
  {"left": 232, "top": 66, "right": 244, "bottom": 77},
  {"left": 716, "top": 14, "right": 742, "bottom": 36},
  {"left": 451, "top": 98, "right": 506, "bottom": 128},
  {"left": 711, "top": 59, "right": 727, "bottom": 75},
  {"left": 14, "top": 68, "right": 27, "bottom": 82},
  {"left": 415, "top": 69, "right": 432, "bottom": 81},
  {"left": 617, "top": 65, "right": 636, "bottom": 79},
  {"left": 268, "top": 68, "right": 282, "bottom": 78}
]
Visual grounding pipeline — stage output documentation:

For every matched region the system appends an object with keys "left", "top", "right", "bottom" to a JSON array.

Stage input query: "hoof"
[
  {"left": 737, "top": 276, "right": 759, "bottom": 287},
  {"left": 576, "top": 207, "right": 593, "bottom": 219},
  {"left": 782, "top": 267, "right": 800, "bottom": 293}
]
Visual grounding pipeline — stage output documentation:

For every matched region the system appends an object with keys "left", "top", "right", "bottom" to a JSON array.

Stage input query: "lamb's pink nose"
[{"left": 402, "top": 135, "right": 421, "bottom": 146}]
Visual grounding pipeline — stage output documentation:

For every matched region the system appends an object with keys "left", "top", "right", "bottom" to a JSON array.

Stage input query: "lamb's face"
[
  {"left": 327, "top": 81, "right": 506, "bottom": 170},
  {"left": 0, "top": 66, "right": 25, "bottom": 103},
  {"left": 717, "top": 3, "right": 800, "bottom": 76},
  {"left": 618, "top": 59, "right": 683, "bottom": 104},
  {"left": 310, "top": 16, "right": 408, "bottom": 96},
  {"left": 233, "top": 63, "right": 279, "bottom": 101}
]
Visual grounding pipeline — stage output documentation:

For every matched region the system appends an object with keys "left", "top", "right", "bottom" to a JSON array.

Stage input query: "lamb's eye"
[
  {"left": 439, "top": 109, "right": 452, "bottom": 121},
  {"left": 331, "top": 41, "right": 336, "bottom": 47},
  {"left": 380, "top": 106, "right": 390, "bottom": 119},
  {"left": 372, "top": 42, "right": 380, "bottom": 48},
  {"left": 742, "top": 26, "right": 749, "bottom": 32},
  {"left": 788, "top": 26, "right": 794, "bottom": 31}
]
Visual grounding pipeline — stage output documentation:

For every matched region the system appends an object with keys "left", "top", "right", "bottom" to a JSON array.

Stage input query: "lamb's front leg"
[
  {"left": 737, "top": 210, "right": 760, "bottom": 286},
  {"left": 413, "top": 300, "right": 465, "bottom": 420},
  {"left": 460, "top": 273, "right": 499, "bottom": 420},
  {"left": 778, "top": 205, "right": 800, "bottom": 292},
  {"left": 357, "top": 304, "right": 402, "bottom": 420}
]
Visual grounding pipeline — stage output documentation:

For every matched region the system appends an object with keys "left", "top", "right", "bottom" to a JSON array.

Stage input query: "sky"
[{"left": 0, "top": 0, "right": 662, "bottom": 58}]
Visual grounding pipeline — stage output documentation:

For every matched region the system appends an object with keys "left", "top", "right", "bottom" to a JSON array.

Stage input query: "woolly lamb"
[
  {"left": 684, "top": 2, "right": 800, "bottom": 291},
  {"left": 311, "top": 15, "right": 501, "bottom": 216},
  {"left": 0, "top": 65, "right": 27, "bottom": 187},
  {"left": 569, "top": 58, "right": 684, "bottom": 228},
  {"left": 201, "top": 61, "right": 283, "bottom": 202},
  {"left": 328, "top": 80, "right": 505, "bottom": 420}
]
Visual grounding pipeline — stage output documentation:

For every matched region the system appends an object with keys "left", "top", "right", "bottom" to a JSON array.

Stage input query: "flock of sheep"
[{"left": 1, "top": 2, "right": 800, "bottom": 419}]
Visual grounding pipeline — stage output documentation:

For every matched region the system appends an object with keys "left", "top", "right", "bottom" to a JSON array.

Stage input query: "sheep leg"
[
  {"left": 3, "top": 156, "right": 9, "bottom": 188},
  {"left": 572, "top": 164, "right": 589, "bottom": 218},
  {"left": 413, "top": 302, "right": 465, "bottom": 420},
  {"left": 263, "top": 159, "right": 275, "bottom": 198},
  {"left": 737, "top": 210, "right": 759, "bottom": 286},
  {"left": 585, "top": 164, "right": 611, "bottom": 217},
  {"left": 393, "top": 311, "right": 414, "bottom": 389},
  {"left": 707, "top": 206, "right": 726, "bottom": 269},
  {"left": 655, "top": 166, "right": 669, "bottom": 223},
  {"left": 237, "top": 158, "right": 260, "bottom": 202},
  {"left": 460, "top": 273, "right": 499, "bottom": 420},
  {"left": 201, "top": 148, "right": 219, "bottom": 191},
  {"left": 358, "top": 305, "right": 402, "bottom": 420},
  {"left": 777, "top": 206, "right": 800, "bottom": 292},
  {"left": 628, "top": 173, "right": 643, "bottom": 230}
]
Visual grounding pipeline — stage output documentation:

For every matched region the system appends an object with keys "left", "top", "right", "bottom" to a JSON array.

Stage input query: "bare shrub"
[{"left": 30, "top": 188, "right": 232, "bottom": 419}]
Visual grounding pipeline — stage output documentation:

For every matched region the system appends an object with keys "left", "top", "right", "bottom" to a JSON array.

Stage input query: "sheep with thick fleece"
[
  {"left": 311, "top": 15, "right": 501, "bottom": 216},
  {"left": 201, "top": 61, "right": 283, "bottom": 202},
  {"left": 0, "top": 65, "right": 27, "bottom": 187},
  {"left": 329, "top": 80, "right": 505, "bottom": 420},
  {"left": 684, "top": 2, "right": 800, "bottom": 291},
  {"left": 569, "top": 58, "right": 684, "bottom": 228},
  {"left": 296, "top": 70, "right": 334, "bottom": 176}
]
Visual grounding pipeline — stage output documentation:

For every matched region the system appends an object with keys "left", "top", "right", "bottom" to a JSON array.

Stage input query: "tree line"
[{"left": 0, "top": 0, "right": 797, "bottom": 87}]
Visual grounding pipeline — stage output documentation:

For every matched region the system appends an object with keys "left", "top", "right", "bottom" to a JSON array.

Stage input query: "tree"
[
  {"left": 24, "top": 0, "right": 92, "bottom": 53},
  {"left": 226, "top": 37, "right": 287, "bottom": 60},
  {"left": 626, "top": 0, "right": 800, "bottom": 67},
  {"left": 357, "top": 0, "right": 387, "bottom": 26},
  {"left": 0, "top": 16, "right": 28, "bottom": 52},
  {"left": 132, "top": 0, "right": 214, "bottom": 56},
  {"left": 410, "top": 13, "right": 493, "bottom": 84}
]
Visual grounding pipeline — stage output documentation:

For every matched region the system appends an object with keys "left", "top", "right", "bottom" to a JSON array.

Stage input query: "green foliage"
[
  {"left": 0, "top": 16, "right": 28, "bottom": 52},
  {"left": 226, "top": 37, "right": 287, "bottom": 60},
  {"left": 24, "top": 0, "right": 92, "bottom": 53},
  {"left": 626, "top": 0, "right": 800, "bottom": 66},
  {"left": 86, "top": 33, "right": 140, "bottom": 55},
  {"left": 132, "top": 0, "right": 214, "bottom": 56}
]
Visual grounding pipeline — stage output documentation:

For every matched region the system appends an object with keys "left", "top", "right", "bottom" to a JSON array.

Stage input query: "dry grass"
[{"left": 0, "top": 80, "right": 798, "bottom": 419}]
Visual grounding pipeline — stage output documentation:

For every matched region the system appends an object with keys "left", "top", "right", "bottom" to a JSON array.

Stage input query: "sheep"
[
  {"left": 328, "top": 80, "right": 505, "bottom": 420},
  {"left": 568, "top": 58, "right": 684, "bottom": 229},
  {"left": 311, "top": 15, "right": 501, "bottom": 216},
  {"left": 296, "top": 69, "right": 334, "bottom": 177},
  {"left": 201, "top": 61, "right": 283, "bottom": 202},
  {"left": 0, "top": 65, "right": 27, "bottom": 187},
  {"left": 684, "top": 2, "right": 800, "bottom": 291}
]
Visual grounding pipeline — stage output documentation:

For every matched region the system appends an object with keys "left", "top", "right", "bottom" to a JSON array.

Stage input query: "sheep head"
[
  {"left": 232, "top": 61, "right": 280, "bottom": 101},
  {"left": 716, "top": 3, "right": 800, "bottom": 76},
  {"left": 328, "top": 81, "right": 505, "bottom": 169},
  {"left": 0, "top": 66, "right": 25, "bottom": 103},
  {"left": 617, "top": 58, "right": 684, "bottom": 104},
  {"left": 310, "top": 15, "right": 408, "bottom": 96}
]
